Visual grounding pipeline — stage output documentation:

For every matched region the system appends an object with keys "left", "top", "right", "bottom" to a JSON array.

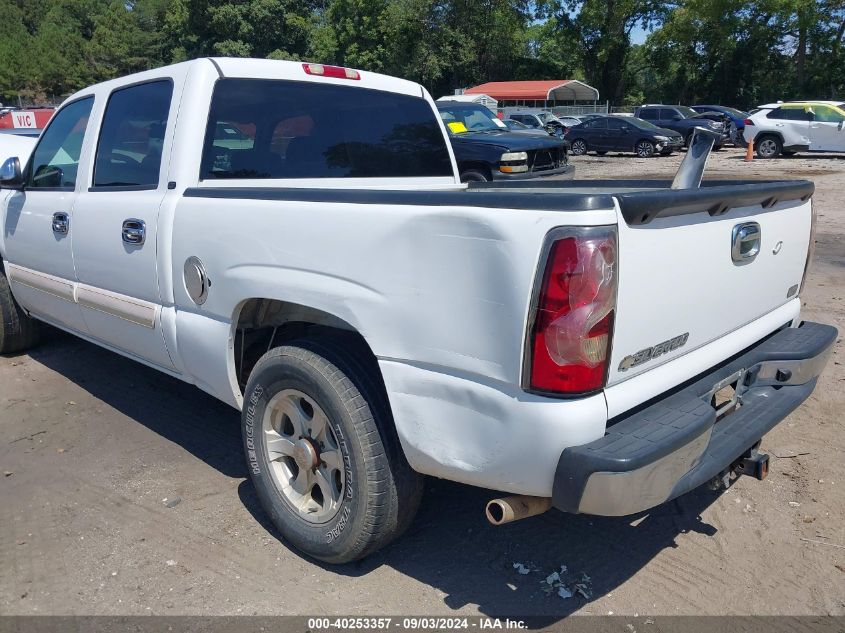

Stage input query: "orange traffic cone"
[{"left": 745, "top": 137, "right": 754, "bottom": 161}]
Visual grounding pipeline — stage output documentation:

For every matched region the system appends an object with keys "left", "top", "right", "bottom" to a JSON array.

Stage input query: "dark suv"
[
  {"left": 634, "top": 105, "right": 728, "bottom": 148},
  {"left": 436, "top": 102, "right": 572, "bottom": 182}
]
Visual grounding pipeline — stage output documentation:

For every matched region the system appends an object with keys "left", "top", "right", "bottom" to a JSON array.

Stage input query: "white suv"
[{"left": 744, "top": 101, "right": 845, "bottom": 158}]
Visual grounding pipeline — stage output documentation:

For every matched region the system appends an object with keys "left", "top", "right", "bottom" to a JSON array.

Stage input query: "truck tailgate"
[{"left": 607, "top": 196, "right": 812, "bottom": 388}]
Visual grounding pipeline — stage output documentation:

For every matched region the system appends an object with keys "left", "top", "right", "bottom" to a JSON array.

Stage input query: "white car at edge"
[{"left": 744, "top": 100, "right": 845, "bottom": 158}]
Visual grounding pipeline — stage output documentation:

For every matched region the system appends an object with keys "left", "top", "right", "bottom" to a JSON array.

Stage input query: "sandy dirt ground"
[{"left": 1, "top": 148, "right": 843, "bottom": 619}]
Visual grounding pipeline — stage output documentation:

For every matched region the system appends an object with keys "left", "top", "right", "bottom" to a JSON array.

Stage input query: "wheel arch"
[
  {"left": 756, "top": 130, "right": 785, "bottom": 144},
  {"left": 231, "top": 297, "right": 378, "bottom": 397},
  {"left": 457, "top": 161, "right": 493, "bottom": 181},
  {"left": 230, "top": 296, "right": 419, "bottom": 483}
]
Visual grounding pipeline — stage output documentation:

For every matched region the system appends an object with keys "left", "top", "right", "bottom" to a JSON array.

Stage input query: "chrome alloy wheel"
[
  {"left": 262, "top": 389, "right": 345, "bottom": 524},
  {"left": 570, "top": 139, "right": 587, "bottom": 155},
  {"left": 758, "top": 138, "right": 778, "bottom": 158},
  {"left": 636, "top": 141, "right": 655, "bottom": 157}
]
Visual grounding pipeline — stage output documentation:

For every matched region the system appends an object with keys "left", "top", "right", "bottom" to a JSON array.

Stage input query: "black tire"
[
  {"left": 755, "top": 134, "right": 782, "bottom": 159},
  {"left": 242, "top": 338, "right": 423, "bottom": 563},
  {"left": 713, "top": 145, "right": 723, "bottom": 151},
  {"left": 460, "top": 169, "right": 489, "bottom": 183},
  {"left": 635, "top": 140, "right": 656, "bottom": 157},
  {"left": 570, "top": 139, "right": 588, "bottom": 156},
  {"left": 0, "top": 266, "right": 39, "bottom": 354}
]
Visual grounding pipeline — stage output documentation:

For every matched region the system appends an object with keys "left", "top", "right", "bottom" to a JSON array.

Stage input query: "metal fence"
[{"left": 549, "top": 103, "right": 610, "bottom": 116}]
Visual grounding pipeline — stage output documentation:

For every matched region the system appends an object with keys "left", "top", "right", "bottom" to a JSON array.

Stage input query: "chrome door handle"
[
  {"left": 122, "top": 218, "right": 146, "bottom": 245},
  {"left": 52, "top": 212, "right": 69, "bottom": 235}
]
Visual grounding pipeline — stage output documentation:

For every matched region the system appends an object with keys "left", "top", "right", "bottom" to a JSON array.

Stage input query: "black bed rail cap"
[{"left": 617, "top": 179, "right": 815, "bottom": 226}]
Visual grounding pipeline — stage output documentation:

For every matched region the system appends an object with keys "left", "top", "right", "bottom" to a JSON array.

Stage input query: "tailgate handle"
[{"left": 731, "top": 222, "right": 761, "bottom": 264}]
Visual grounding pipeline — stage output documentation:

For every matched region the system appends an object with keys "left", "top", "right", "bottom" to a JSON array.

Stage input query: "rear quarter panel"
[{"left": 169, "top": 194, "right": 617, "bottom": 493}]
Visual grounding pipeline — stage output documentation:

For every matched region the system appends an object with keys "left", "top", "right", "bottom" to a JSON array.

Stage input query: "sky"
[{"left": 630, "top": 25, "right": 650, "bottom": 44}]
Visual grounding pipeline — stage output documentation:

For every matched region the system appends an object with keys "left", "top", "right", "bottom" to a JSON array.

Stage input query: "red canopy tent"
[{"left": 465, "top": 80, "right": 599, "bottom": 106}]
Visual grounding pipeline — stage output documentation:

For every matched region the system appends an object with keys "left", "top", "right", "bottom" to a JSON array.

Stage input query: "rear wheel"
[
  {"left": 242, "top": 338, "right": 423, "bottom": 563},
  {"left": 635, "top": 140, "right": 655, "bottom": 158},
  {"left": 0, "top": 266, "right": 39, "bottom": 354},
  {"left": 755, "top": 134, "right": 782, "bottom": 159},
  {"left": 460, "top": 169, "right": 489, "bottom": 183},
  {"left": 570, "top": 139, "right": 588, "bottom": 156}
]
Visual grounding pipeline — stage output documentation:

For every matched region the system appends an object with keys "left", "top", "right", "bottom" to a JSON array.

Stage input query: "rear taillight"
[
  {"left": 303, "top": 63, "right": 361, "bottom": 80},
  {"left": 524, "top": 226, "right": 617, "bottom": 395},
  {"left": 744, "top": 118, "right": 754, "bottom": 126}
]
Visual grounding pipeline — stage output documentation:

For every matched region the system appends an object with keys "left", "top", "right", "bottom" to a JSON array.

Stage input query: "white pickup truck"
[{"left": 0, "top": 58, "right": 836, "bottom": 564}]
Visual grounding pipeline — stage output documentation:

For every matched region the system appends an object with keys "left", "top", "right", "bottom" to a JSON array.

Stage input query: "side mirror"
[{"left": 0, "top": 157, "right": 23, "bottom": 189}]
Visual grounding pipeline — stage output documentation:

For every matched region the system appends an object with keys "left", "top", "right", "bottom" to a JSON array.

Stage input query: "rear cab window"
[
  {"left": 200, "top": 79, "right": 453, "bottom": 180},
  {"left": 639, "top": 108, "right": 658, "bottom": 120}
]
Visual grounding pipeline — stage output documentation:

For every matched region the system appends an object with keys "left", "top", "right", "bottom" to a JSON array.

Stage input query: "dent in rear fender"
[
  {"left": 379, "top": 359, "right": 608, "bottom": 497},
  {"left": 171, "top": 195, "right": 617, "bottom": 396}
]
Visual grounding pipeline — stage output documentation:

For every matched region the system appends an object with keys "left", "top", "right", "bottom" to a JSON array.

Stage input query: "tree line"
[{"left": 1, "top": 0, "right": 844, "bottom": 109}]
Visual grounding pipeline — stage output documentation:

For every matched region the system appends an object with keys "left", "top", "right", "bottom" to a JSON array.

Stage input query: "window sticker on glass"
[
  {"left": 491, "top": 118, "right": 506, "bottom": 128},
  {"left": 447, "top": 121, "right": 468, "bottom": 134}
]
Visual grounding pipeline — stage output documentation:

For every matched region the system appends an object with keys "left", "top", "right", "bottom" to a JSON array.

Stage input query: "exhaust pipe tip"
[{"left": 486, "top": 495, "right": 552, "bottom": 526}]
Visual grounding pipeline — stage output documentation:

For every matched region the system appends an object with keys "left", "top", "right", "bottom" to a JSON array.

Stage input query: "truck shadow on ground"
[{"left": 29, "top": 328, "right": 722, "bottom": 620}]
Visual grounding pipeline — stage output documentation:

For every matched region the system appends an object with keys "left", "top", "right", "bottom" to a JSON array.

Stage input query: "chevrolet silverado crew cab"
[{"left": 0, "top": 58, "right": 836, "bottom": 564}]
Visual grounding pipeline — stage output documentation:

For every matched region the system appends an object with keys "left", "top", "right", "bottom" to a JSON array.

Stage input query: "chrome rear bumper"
[{"left": 552, "top": 321, "right": 837, "bottom": 516}]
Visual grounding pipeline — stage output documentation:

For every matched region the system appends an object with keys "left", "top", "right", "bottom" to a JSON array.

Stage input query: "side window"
[
  {"left": 201, "top": 78, "right": 453, "bottom": 179},
  {"left": 659, "top": 108, "right": 677, "bottom": 120},
  {"left": 814, "top": 106, "right": 845, "bottom": 123},
  {"left": 26, "top": 97, "right": 94, "bottom": 189},
  {"left": 639, "top": 108, "right": 658, "bottom": 120},
  {"left": 606, "top": 118, "right": 624, "bottom": 130},
  {"left": 93, "top": 80, "right": 173, "bottom": 189},
  {"left": 768, "top": 108, "right": 809, "bottom": 121}
]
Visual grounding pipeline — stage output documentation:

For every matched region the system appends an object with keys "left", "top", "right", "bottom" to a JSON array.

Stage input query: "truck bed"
[{"left": 186, "top": 178, "right": 814, "bottom": 226}]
